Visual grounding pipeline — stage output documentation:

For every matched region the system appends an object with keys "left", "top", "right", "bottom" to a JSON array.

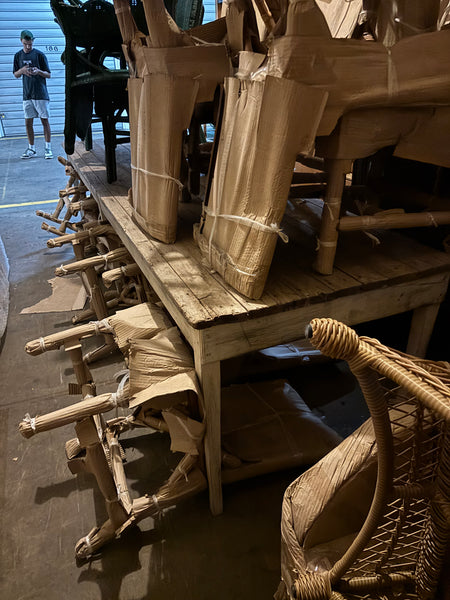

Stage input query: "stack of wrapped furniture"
[
  {"left": 114, "top": 0, "right": 230, "bottom": 242},
  {"left": 19, "top": 302, "right": 343, "bottom": 558},
  {"left": 193, "top": 0, "right": 450, "bottom": 298},
  {"left": 266, "top": 0, "right": 450, "bottom": 275},
  {"left": 276, "top": 318, "right": 450, "bottom": 599},
  {"left": 51, "top": 0, "right": 204, "bottom": 183}
]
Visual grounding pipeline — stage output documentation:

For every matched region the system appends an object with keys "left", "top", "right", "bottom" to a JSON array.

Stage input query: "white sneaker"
[
  {"left": 21, "top": 148, "right": 36, "bottom": 159},
  {"left": 44, "top": 148, "right": 53, "bottom": 160}
]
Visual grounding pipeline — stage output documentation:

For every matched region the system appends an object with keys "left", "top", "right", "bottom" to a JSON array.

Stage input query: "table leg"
[
  {"left": 194, "top": 357, "right": 223, "bottom": 516},
  {"left": 406, "top": 303, "right": 441, "bottom": 358}
]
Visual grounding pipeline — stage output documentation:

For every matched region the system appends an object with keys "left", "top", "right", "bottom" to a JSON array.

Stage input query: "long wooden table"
[{"left": 70, "top": 141, "right": 450, "bottom": 515}]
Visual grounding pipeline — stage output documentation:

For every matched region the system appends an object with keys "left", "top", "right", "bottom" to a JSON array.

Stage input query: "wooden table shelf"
[{"left": 70, "top": 140, "right": 450, "bottom": 515}]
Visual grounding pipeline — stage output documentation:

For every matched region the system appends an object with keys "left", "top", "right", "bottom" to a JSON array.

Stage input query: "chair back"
[{"left": 302, "top": 318, "right": 450, "bottom": 599}]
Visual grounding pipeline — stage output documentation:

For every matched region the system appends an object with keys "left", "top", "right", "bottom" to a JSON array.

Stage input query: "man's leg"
[
  {"left": 41, "top": 118, "right": 51, "bottom": 143},
  {"left": 25, "top": 118, "right": 35, "bottom": 145},
  {"left": 41, "top": 118, "right": 53, "bottom": 159},
  {"left": 21, "top": 117, "right": 37, "bottom": 158}
]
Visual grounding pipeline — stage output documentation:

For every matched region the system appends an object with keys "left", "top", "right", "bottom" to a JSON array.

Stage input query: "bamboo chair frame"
[
  {"left": 20, "top": 307, "right": 206, "bottom": 562},
  {"left": 36, "top": 158, "right": 100, "bottom": 235},
  {"left": 277, "top": 317, "right": 450, "bottom": 600}
]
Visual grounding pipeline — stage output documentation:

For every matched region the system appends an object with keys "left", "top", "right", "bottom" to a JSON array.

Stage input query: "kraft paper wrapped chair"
[
  {"left": 267, "top": 0, "right": 450, "bottom": 275},
  {"left": 276, "top": 317, "right": 450, "bottom": 600},
  {"left": 115, "top": 0, "right": 230, "bottom": 243},
  {"left": 55, "top": 245, "right": 139, "bottom": 346},
  {"left": 36, "top": 157, "right": 97, "bottom": 235}
]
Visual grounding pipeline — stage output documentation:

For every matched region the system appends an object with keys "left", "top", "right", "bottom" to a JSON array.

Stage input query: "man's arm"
[
  {"left": 13, "top": 65, "right": 30, "bottom": 78},
  {"left": 29, "top": 66, "right": 51, "bottom": 79}
]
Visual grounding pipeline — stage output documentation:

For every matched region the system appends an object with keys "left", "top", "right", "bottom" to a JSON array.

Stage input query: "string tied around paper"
[
  {"left": 83, "top": 534, "right": 93, "bottom": 556},
  {"left": 59, "top": 264, "right": 69, "bottom": 275},
  {"left": 426, "top": 212, "right": 438, "bottom": 227},
  {"left": 174, "top": 414, "right": 203, "bottom": 453},
  {"left": 23, "top": 413, "right": 37, "bottom": 433},
  {"left": 89, "top": 318, "right": 114, "bottom": 336},
  {"left": 152, "top": 494, "right": 162, "bottom": 515},
  {"left": 110, "top": 371, "right": 130, "bottom": 407},
  {"left": 204, "top": 208, "right": 289, "bottom": 243},
  {"left": 39, "top": 337, "right": 47, "bottom": 352},
  {"left": 174, "top": 461, "right": 189, "bottom": 483},
  {"left": 116, "top": 483, "right": 126, "bottom": 501},
  {"left": 131, "top": 164, "right": 184, "bottom": 191},
  {"left": 387, "top": 48, "right": 399, "bottom": 99},
  {"left": 315, "top": 238, "right": 337, "bottom": 252}
]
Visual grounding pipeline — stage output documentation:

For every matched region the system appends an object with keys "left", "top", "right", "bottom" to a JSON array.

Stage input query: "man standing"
[{"left": 13, "top": 30, "right": 53, "bottom": 159}]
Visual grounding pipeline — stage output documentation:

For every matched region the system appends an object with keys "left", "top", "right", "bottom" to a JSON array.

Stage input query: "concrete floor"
[{"left": 0, "top": 134, "right": 447, "bottom": 600}]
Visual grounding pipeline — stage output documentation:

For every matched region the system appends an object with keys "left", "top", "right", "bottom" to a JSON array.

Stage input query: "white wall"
[
  {"left": 0, "top": 0, "right": 217, "bottom": 137},
  {"left": 0, "top": 0, "right": 66, "bottom": 136}
]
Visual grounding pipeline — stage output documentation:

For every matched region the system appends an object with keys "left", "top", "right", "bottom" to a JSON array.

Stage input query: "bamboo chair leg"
[
  {"left": 74, "top": 418, "right": 128, "bottom": 560},
  {"left": 72, "top": 239, "right": 92, "bottom": 298},
  {"left": 80, "top": 266, "right": 118, "bottom": 363},
  {"left": 72, "top": 298, "right": 120, "bottom": 325},
  {"left": 313, "top": 158, "right": 352, "bottom": 275},
  {"left": 66, "top": 345, "right": 95, "bottom": 396},
  {"left": 41, "top": 221, "right": 78, "bottom": 236}
]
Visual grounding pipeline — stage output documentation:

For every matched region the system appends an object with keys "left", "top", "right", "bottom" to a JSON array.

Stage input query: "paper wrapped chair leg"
[{"left": 276, "top": 318, "right": 450, "bottom": 600}]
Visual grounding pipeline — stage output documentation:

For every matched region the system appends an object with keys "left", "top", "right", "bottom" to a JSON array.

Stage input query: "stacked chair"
[
  {"left": 37, "top": 156, "right": 155, "bottom": 359},
  {"left": 51, "top": 0, "right": 206, "bottom": 183},
  {"left": 20, "top": 300, "right": 207, "bottom": 562}
]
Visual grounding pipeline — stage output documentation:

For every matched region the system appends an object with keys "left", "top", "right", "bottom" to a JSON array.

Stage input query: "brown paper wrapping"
[
  {"left": 194, "top": 75, "right": 327, "bottom": 298},
  {"left": 221, "top": 379, "right": 341, "bottom": 466},
  {"left": 267, "top": 29, "right": 450, "bottom": 136},
  {"left": 162, "top": 408, "right": 205, "bottom": 455},
  {"left": 132, "top": 73, "right": 199, "bottom": 243},
  {"left": 108, "top": 301, "right": 172, "bottom": 351},
  {"left": 128, "top": 327, "right": 199, "bottom": 409}
]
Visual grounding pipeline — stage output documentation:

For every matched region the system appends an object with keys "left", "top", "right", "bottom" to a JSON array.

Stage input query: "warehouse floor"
[{"left": 0, "top": 134, "right": 448, "bottom": 600}]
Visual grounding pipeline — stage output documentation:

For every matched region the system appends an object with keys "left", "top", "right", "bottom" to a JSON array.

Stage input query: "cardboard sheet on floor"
[
  {"left": 194, "top": 75, "right": 327, "bottom": 298},
  {"left": 20, "top": 275, "right": 87, "bottom": 314}
]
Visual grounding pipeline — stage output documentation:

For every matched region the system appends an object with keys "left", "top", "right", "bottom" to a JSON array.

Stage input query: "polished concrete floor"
[{"left": 0, "top": 134, "right": 448, "bottom": 600}]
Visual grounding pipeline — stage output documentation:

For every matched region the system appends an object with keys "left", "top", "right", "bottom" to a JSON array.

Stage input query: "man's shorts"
[{"left": 23, "top": 99, "right": 50, "bottom": 119}]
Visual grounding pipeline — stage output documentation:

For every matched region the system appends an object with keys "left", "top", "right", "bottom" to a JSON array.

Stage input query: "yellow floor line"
[
  {"left": 0, "top": 134, "right": 64, "bottom": 141},
  {"left": 0, "top": 199, "right": 59, "bottom": 209}
]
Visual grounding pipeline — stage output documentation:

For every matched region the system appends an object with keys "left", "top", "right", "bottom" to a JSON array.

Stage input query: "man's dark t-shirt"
[{"left": 13, "top": 48, "right": 50, "bottom": 101}]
